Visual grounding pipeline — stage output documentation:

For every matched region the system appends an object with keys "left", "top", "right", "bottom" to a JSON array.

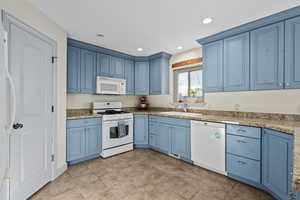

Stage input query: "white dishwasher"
[{"left": 191, "top": 121, "right": 227, "bottom": 175}]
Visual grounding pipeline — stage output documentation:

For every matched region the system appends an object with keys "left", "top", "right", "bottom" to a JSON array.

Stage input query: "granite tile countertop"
[{"left": 67, "top": 109, "right": 299, "bottom": 135}]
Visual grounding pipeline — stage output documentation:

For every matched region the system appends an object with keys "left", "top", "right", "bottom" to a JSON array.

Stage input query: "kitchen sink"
[{"left": 160, "top": 111, "right": 203, "bottom": 117}]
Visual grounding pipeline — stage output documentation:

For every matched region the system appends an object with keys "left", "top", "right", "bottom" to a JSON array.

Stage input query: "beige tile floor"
[{"left": 29, "top": 149, "right": 274, "bottom": 200}]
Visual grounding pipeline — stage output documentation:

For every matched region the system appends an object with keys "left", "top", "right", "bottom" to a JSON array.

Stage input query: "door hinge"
[
  {"left": 51, "top": 56, "right": 58, "bottom": 64},
  {"left": 51, "top": 154, "right": 55, "bottom": 162},
  {"left": 4, "top": 168, "right": 11, "bottom": 179},
  {"left": 51, "top": 105, "right": 54, "bottom": 113}
]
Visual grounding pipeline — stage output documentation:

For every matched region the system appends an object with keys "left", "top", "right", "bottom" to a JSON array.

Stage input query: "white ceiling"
[{"left": 28, "top": 0, "right": 300, "bottom": 56}]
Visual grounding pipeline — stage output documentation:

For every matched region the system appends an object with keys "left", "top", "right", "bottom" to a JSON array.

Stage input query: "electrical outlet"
[{"left": 297, "top": 105, "right": 300, "bottom": 114}]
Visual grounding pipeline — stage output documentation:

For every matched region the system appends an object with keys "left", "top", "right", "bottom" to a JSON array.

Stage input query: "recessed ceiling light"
[
  {"left": 202, "top": 17, "right": 213, "bottom": 24},
  {"left": 177, "top": 46, "right": 183, "bottom": 50},
  {"left": 96, "top": 33, "right": 104, "bottom": 37},
  {"left": 137, "top": 48, "right": 143, "bottom": 52}
]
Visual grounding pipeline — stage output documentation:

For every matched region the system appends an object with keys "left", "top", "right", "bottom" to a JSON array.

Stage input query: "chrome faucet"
[{"left": 183, "top": 103, "right": 188, "bottom": 112}]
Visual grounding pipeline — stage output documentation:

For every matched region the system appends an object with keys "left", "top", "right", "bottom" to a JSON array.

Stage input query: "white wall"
[
  {"left": 0, "top": 0, "right": 67, "bottom": 173},
  {"left": 148, "top": 47, "right": 300, "bottom": 115},
  {"left": 67, "top": 94, "right": 138, "bottom": 109}
]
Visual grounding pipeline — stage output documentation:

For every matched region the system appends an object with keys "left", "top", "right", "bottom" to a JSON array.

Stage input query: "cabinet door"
[
  {"left": 250, "top": 22, "right": 284, "bottom": 90},
  {"left": 171, "top": 126, "right": 191, "bottom": 159},
  {"left": 85, "top": 125, "right": 101, "bottom": 157},
  {"left": 67, "top": 127, "right": 85, "bottom": 162},
  {"left": 203, "top": 40, "right": 224, "bottom": 92},
  {"left": 135, "top": 61, "right": 149, "bottom": 95},
  {"left": 124, "top": 59, "right": 135, "bottom": 95},
  {"left": 149, "top": 58, "right": 162, "bottom": 94},
  {"left": 134, "top": 115, "right": 149, "bottom": 145},
  {"left": 157, "top": 123, "right": 171, "bottom": 153},
  {"left": 80, "top": 49, "right": 97, "bottom": 93},
  {"left": 67, "top": 46, "right": 81, "bottom": 93},
  {"left": 111, "top": 56, "right": 124, "bottom": 78},
  {"left": 262, "top": 129, "right": 293, "bottom": 200},
  {"left": 96, "top": 53, "right": 111, "bottom": 77},
  {"left": 285, "top": 16, "right": 300, "bottom": 89},
  {"left": 224, "top": 33, "right": 250, "bottom": 91}
]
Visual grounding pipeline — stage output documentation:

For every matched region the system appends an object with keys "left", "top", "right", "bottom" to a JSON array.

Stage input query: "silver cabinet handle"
[
  {"left": 237, "top": 129, "right": 246, "bottom": 133},
  {"left": 237, "top": 139, "right": 247, "bottom": 144},
  {"left": 237, "top": 160, "right": 246, "bottom": 165},
  {"left": 278, "top": 82, "right": 283, "bottom": 86},
  {"left": 286, "top": 82, "right": 290, "bottom": 87}
]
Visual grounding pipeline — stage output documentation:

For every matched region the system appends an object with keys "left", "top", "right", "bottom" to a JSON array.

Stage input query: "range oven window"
[{"left": 109, "top": 125, "right": 129, "bottom": 139}]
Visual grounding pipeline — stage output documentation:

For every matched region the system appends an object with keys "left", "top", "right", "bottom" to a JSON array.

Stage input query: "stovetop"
[{"left": 97, "top": 110, "right": 130, "bottom": 115}]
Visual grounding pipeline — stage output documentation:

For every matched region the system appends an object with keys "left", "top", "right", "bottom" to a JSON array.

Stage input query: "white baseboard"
[{"left": 52, "top": 163, "right": 67, "bottom": 181}]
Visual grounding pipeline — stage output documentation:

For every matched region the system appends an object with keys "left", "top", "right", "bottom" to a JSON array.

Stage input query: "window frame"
[{"left": 173, "top": 65, "right": 204, "bottom": 103}]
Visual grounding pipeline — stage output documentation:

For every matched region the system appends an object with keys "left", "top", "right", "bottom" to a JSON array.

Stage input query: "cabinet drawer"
[
  {"left": 227, "top": 154, "right": 261, "bottom": 183},
  {"left": 227, "top": 124, "right": 261, "bottom": 139},
  {"left": 67, "top": 118, "right": 101, "bottom": 128},
  {"left": 149, "top": 115, "right": 190, "bottom": 127},
  {"left": 227, "top": 134, "right": 261, "bottom": 160}
]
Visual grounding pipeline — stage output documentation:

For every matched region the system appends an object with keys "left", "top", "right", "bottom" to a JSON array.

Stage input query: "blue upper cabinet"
[
  {"left": 203, "top": 40, "right": 224, "bottom": 92},
  {"left": 80, "top": 49, "right": 97, "bottom": 93},
  {"left": 134, "top": 115, "right": 149, "bottom": 146},
  {"left": 149, "top": 53, "right": 171, "bottom": 95},
  {"left": 67, "top": 46, "right": 81, "bottom": 93},
  {"left": 96, "top": 53, "right": 111, "bottom": 77},
  {"left": 285, "top": 16, "right": 300, "bottom": 89},
  {"left": 110, "top": 56, "right": 125, "bottom": 78},
  {"left": 124, "top": 59, "right": 135, "bottom": 95},
  {"left": 135, "top": 60, "right": 149, "bottom": 95},
  {"left": 224, "top": 32, "right": 250, "bottom": 91},
  {"left": 250, "top": 22, "right": 284, "bottom": 90},
  {"left": 262, "top": 129, "right": 293, "bottom": 200}
]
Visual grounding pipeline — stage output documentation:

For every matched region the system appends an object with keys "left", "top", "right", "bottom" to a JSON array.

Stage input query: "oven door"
[{"left": 102, "top": 119, "right": 133, "bottom": 150}]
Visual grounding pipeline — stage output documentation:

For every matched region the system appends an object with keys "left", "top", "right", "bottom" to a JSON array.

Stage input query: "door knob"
[{"left": 13, "top": 123, "right": 24, "bottom": 130}]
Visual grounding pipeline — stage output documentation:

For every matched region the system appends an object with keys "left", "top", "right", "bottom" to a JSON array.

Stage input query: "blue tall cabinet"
[
  {"left": 134, "top": 58, "right": 150, "bottom": 95},
  {"left": 67, "top": 46, "right": 81, "bottom": 93},
  {"left": 250, "top": 22, "right": 284, "bottom": 90},
  {"left": 80, "top": 49, "right": 97, "bottom": 93},
  {"left": 224, "top": 32, "right": 250, "bottom": 91},
  {"left": 149, "top": 52, "right": 171, "bottom": 95},
  {"left": 124, "top": 59, "right": 135, "bottom": 95},
  {"left": 203, "top": 40, "right": 224, "bottom": 92},
  {"left": 285, "top": 16, "right": 300, "bottom": 89}
]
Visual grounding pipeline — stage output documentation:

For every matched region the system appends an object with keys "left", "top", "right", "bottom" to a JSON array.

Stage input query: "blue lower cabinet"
[
  {"left": 171, "top": 126, "right": 191, "bottom": 160},
  {"left": 262, "top": 129, "right": 294, "bottom": 200},
  {"left": 85, "top": 125, "right": 101, "bottom": 157},
  {"left": 67, "top": 127, "right": 86, "bottom": 162},
  {"left": 227, "top": 154, "right": 261, "bottom": 184},
  {"left": 134, "top": 115, "right": 149, "bottom": 147},
  {"left": 67, "top": 118, "right": 102, "bottom": 164},
  {"left": 157, "top": 123, "right": 171, "bottom": 153}
]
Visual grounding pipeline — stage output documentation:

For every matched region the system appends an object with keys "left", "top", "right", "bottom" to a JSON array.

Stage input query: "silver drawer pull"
[
  {"left": 237, "top": 129, "right": 246, "bottom": 133},
  {"left": 237, "top": 140, "right": 247, "bottom": 144},
  {"left": 237, "top": 160, "right": 246, "bottom": 165}
]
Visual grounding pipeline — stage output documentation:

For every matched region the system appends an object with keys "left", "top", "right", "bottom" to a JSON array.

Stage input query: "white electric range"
[{"left": 93, "top": 102, "right": 133, "bottom": 158}]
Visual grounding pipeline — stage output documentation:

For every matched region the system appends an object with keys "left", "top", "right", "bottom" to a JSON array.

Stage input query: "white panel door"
[
  {"left": 0, "top": 19, "right": 9, "bottom": 200},
  {"left": 8, "top": 21, "right": 53, "bottom": 200}
]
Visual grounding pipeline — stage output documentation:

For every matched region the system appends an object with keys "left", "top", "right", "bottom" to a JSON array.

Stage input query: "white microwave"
[{"left": 96, "top": 76, "right": 126, "bottom": 95}]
